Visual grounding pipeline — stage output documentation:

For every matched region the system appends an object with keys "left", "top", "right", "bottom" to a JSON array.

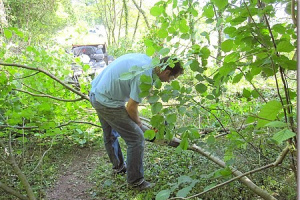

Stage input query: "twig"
[{"left": 29, "top": 136, "right": 56, "bottom": 174}]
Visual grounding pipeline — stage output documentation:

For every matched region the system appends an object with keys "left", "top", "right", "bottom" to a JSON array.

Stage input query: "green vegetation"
[{"left": 0, "top": 0, "right": 297, "bottom": 199}]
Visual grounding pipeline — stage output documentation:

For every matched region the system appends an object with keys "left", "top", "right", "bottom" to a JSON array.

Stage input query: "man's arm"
[{"left": 126, "top": 98, "right": 142, "bottom": 127}]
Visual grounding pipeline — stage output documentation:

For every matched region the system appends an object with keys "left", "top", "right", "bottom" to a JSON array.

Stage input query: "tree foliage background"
[{"left": 0, "top": 0, "right": 297, "bottom": 199}]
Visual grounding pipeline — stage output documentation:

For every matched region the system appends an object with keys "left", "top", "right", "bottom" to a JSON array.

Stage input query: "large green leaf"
[
  {"left": 166, "top": 113, "right": 177, "bottom": 123},
  {"left": 272, "top": 129, "right": 296, "bottom": 144},
  {"left": 144, "top": 130, "right": 156, "bottom": 140},
  {"left": 257, "top": 100, "right": 282, "bottom": 128}
]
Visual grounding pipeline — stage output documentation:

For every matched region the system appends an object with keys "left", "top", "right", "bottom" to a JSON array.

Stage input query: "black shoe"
[
  {"left": 131, "top": 181, "right": 154, "bottom": 191},
  {"left": 113, "top": 165, "right": 126, "bottom": 175}
]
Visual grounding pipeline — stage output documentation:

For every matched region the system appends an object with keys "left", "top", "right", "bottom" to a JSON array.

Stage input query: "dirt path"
[{"left": 46, "top": 147, "right": 101, "bottom": 200}]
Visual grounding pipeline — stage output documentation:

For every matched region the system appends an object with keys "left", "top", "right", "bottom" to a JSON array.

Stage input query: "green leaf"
[
  {"left": 171, "top": 80, "right": 180, "bottom": 90},
  {"left": 158, "top": 29, "right": 168, "bottom": 38},
  {"left": 179, "top": 138, "right": 189, "bottom": 150},
  {"left": 232, "top": 73, "right": 243, "bottom": 83},
  {"left": 221, "top": 40, "right": 234, "bottom": 52},
  {"left": 119, "top": 72, "right": 134, "bottom": 80},
  {"left": 4, "top": 29, "right": 12, "bottom": 39},
  {"left": 140, "top": 74, "right": 152, "bottom": 84},
  {"left": 176, "top": 186, "right": 192, "bottom": 198},
  {"left": 179, "top": 19, "right": 189, "bottom": 33},
  {"left": 257, "top": 100, "right": 282, "bottom": 128},
  {"left": 203, "top": 5, "right": 214, "bottom": 18},
  {"left": 195, "top": 83, "right": 207, "bottom": 93},
  {"left": 152, "top": 102, "right": 163, "bottom": 114},
  {"left": 166, "top": 113, "right": 177, "bottom": 123},
  {"left": 159, "top": 48, "right": 170, "bottom": 56},
  {"left": 148, "top": 95, "right": 159, "bottom": 104},
  {"left": 140, "top": 83, "right": 152, "bottom": 92},
  {"left": 156, "top": 189, "right": 171, "bottom": 200},
  {"left": 150, "top": 6, "right": 163, "bottom": 16},
  {"left": 146, "top": 46, "right": 155, "bottom": 56},
  {"left": 277, "top": 41, "right": 295, "bottom": 52},
  {"left": 265, "top": 121, "right": 287, "bottom": 128},
  {"left": 242, "top": 88, "right": 251, "bottom": 98},
  {"left": 211, "top": 0, "right": 228, "bottom": 9},
  {"left": 190, "top": 60, "right": 200, "bottom": 72},
  {"left": 272, "top": 129, "right": 296, "bottom": 144},
  {"left": 272, "top": 24, "right": 286, "bottom": 34},
  {"left": 200, "top": 47, "right": 211, "bottom": 59},
  {"left": 144, "top": 129, "right": 156, "bottom": 140}
]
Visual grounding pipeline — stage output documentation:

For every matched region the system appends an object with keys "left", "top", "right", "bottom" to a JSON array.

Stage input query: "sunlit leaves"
[
  {"left": 179, "top": 19, "right": 189, "bottom": 33},
  {"left": 150, "top": 6, "right": 164, "bottom": 16},
  {"left": 211, "top": 0, "right": 228, "bottom": 10},
  {"left": 151, "top": 102, "right": 163, "bottom": 114},
  {"left": 144, "top": 129, "right": 156, "bottom": 140},
  {"left": 203, "top": 4, "right": 214, "bottom": 18}
]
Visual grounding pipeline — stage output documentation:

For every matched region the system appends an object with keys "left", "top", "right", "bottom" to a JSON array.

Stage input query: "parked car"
[{"left": 66, "top": 43, "right": 114, "bottom": 87}]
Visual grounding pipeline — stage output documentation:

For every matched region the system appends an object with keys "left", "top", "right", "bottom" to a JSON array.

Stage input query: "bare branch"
[{"left": 56, "top": 120, "right": 101, "bottom": 128}]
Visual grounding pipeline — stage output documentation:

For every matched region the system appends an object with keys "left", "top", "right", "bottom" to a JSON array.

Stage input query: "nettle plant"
[{"left": 138, "top": 0, "right": 296, "bottom": 199}]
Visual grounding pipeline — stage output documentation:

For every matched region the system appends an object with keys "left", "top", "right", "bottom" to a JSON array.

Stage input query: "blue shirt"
[{"left": 90, "top": 53, "right": 153, "bottom": 108}]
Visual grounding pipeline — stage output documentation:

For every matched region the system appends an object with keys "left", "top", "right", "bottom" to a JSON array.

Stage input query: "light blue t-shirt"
[{"left": 90, "top": 53, "right": 153, "bottom": 108}]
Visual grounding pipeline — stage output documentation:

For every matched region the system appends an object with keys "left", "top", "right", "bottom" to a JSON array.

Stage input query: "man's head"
[{"left": 156, "top": 57, "right": 184, "bottom": 82}]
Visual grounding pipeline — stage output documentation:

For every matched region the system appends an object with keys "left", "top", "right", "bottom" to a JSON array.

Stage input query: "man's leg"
[
  {"left": 90, "top": 94, "right": 125, "bottom": 172},
  {"left": 98, "top": 118, "right": 125, "bottom": 172}
]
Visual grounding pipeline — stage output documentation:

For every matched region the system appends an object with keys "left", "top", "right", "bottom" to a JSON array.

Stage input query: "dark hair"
[{"left": 160, "top": 56, "right": 184, "bottom": 76}]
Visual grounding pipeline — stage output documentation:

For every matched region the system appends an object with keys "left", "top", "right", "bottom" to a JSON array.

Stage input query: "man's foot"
[
  {"left": 130, "top": 180, "right": 154, "bottom": 191},
  {"left": 113, "top": 165, "right": 126, "bottom": 175}
]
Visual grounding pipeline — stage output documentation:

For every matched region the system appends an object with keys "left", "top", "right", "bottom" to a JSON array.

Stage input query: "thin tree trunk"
[
  {"left": 132, "top": 0, "right": 142, "bottom": 42},
  {"left": 131, "top": 0, "right": 150, "bottom": 29},
  {"left": 122, "top": 0, "right": 128, "bottom": 37}
]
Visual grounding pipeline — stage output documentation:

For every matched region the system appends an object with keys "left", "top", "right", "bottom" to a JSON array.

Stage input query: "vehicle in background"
[{"left": 67, "top": 43, "right": 114, "bottom": 87}]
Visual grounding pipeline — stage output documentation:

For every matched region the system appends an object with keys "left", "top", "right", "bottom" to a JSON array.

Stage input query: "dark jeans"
[{"left": 89, "top": 93, "right": 144, "bottom": 184}]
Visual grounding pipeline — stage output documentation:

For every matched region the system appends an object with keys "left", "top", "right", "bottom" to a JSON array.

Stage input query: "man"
[{"left": 89, "top": 53, "right": 183, "bottom": 190}]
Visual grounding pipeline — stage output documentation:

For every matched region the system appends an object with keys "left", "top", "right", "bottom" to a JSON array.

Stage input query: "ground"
[{"left": 45, "top": 147, "right": 101, "bottom": 200}]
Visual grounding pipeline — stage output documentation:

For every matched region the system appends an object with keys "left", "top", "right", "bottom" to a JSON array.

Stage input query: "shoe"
[
  {"left": 131, "top": 180, "right": 154, "bottom": 191},
  {"left": 113, "top": 165, "right": 126, "bottom": 175}
]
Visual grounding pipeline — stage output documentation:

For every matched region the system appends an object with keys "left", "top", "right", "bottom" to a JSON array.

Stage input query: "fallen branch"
[
  {"left": 0, "top": 62, "right": 89, "bottom": 101},
  {"left": 0, "top": 181, "right": 28, "bottom": 200},
  {"left": 169, "top": 145, "right": 290, "bottom": 199},
  {"left": 141, "top": 120, "right": 278, "bottom": 200}
]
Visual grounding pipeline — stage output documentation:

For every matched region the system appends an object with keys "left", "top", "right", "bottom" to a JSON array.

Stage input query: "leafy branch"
[{"left": 0, "top": 62, "right": 89, "bottom": 101}]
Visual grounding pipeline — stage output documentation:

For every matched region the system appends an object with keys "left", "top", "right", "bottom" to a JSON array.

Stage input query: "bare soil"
[{"left": 45, "top": 147, "right": 101, "bottom": 200}]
